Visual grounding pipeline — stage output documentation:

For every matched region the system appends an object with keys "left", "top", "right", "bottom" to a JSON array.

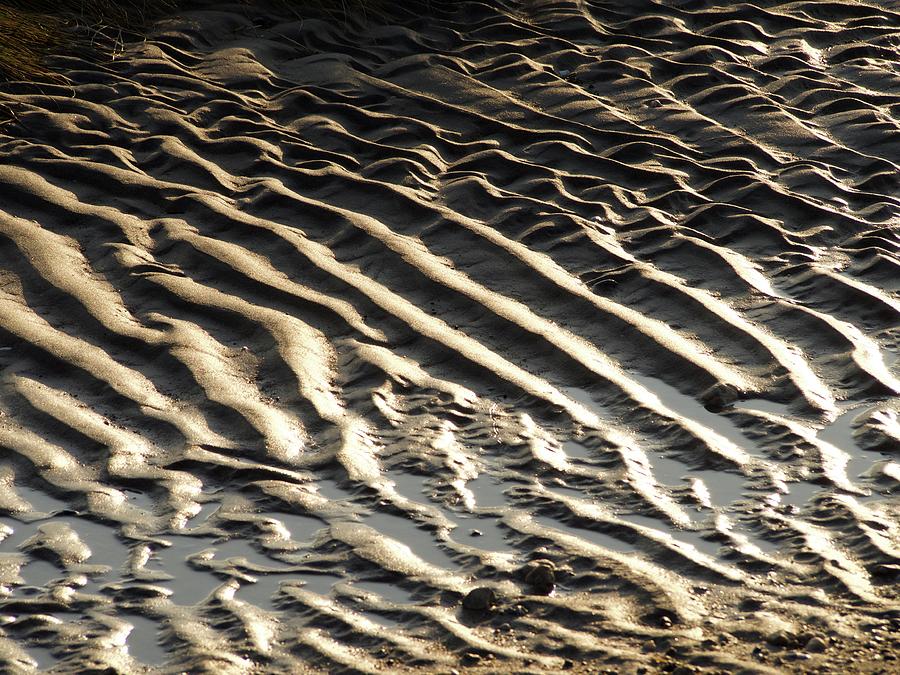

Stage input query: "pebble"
[
  {"left": 469, "top": 529, "right": 483, "bottom": 537},
  {"left": 524, "top": 560, "right": 556, "bottom": 594},
  {"left": 767, "top": 630, "right": 797, "bottom": 648},
  {"left": 805, "top": 636, "right": 827, "bottom": 653},
  {"left": 739, "top": 597, "right": 764, "bottom": 611},
  {"left": 462, "top": 587, "right": 496, "bottom": 611},
  {"left": 461, "top": 652, "right": 481, "bottom": 665},
  {"left": 701, "top": 382, "right": 740, "bottom": 412}
]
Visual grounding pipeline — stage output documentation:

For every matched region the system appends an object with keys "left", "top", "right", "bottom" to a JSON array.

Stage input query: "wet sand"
[{"left": 0, "top": 0, "right": 899, "bottom": 672}]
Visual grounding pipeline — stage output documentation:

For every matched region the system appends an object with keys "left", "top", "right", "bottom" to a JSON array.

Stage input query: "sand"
[{"left": 0, "top": 0, "right": 898, "bottom": 672}]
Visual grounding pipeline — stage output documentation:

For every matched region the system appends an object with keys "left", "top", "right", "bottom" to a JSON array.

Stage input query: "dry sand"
[{"left": 0, "top": 0, "right": 899, "bottom": 672}]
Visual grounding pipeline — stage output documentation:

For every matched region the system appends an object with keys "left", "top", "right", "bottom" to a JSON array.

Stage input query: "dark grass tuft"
[{"left": 0, "top": 0, "right": 389, "bottom": 84}]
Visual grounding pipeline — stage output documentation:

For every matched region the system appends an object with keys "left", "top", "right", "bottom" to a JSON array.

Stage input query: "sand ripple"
[{"left": 0, "top": 0, "right": 899, "bottom": 671}]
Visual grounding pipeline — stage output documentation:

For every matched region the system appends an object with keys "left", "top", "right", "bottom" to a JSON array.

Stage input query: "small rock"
[
  {"left": 462, "top": 587, "right": 496, "bottom": 612},
  {"left": 805, "top": 636, "right": 827, "bottom": 653},
  {"left": 785, "top": 651, "right": 810, "bottom": 662},
  {"left": 642, "top": 608, "right": 677, "bottom": 629},
  {"left": 701, "top": 382, "right": 740, "bottom": 412},
  {"left": 469, "top": 529, "right": 483, "bottom": 537},
  {"left": 461, "top": 652, "right": 481, "bottom": 666},
  {"left": 739, "top": 597, "right": 765, "bottom": 611},
  {"left": 767, "top": 630, "right": 798, "bottom": 648},
  {"left": 562, "top": 659, "right": 574, "bottom": 670},
  {"left": 672, "top": 667, "right": 695, "bottom": 675},
  {"left": 524, "top": 560, "right": 556, "bottom": 594}
]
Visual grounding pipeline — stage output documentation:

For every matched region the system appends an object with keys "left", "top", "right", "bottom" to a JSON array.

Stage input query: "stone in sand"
[
  {"left": 804, "top": 636, "right": 827, "bottom": 653},
  {"left": 767, "top": 630, "right": 798, "bottom": 648},
  {"left": 524, "top": 559, "right": 556, "bottom": 594},
  {"left": 463, "top": 586, "right": 496, "bottom": 611}
]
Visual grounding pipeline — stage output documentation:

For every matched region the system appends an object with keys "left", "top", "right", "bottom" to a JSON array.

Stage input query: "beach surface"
[{"left": 0, "top": 0, "right": 899, "bottom": 672}]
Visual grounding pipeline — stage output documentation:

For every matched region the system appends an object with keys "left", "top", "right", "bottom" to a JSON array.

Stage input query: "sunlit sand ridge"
[{"left": 0, "top": 0, "right": 899, "bottom": 672}]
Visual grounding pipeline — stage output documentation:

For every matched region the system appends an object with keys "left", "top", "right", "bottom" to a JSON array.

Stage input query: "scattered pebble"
[
  {"left": 767, "top": 630, "right": 797, "bottom": 648},
  {"left": 805, "top": 636, "right": 827, "bottom": 653},
  {"left": 523, "top": 558, "right": 556, "bottom": 594},
  {"left": 461, "top": 652, "right": 482, "bottom": 665},
  {"left": 462, "top": 586, "right": 496, "bottom": 612},
  {"left": 739, "top": 597, "right": 764, "bottom": 611}
]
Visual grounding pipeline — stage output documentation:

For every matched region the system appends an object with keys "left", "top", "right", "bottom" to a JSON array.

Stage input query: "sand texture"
[{"left": 0, "top": 0, "right": 899, "bottom": 672}]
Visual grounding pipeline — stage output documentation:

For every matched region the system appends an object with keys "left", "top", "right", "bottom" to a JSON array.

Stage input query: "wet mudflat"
[{"left": 0, "top": 0, "right": 899, "bottom": 672}]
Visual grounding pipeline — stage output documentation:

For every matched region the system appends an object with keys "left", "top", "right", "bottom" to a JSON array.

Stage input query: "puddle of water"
[
  {"left": 121, "top": 488, "right": 156, "bottom": 513},
  {"left": 733, "top": 527, "right": 781, "bottom": 554},
  {"left": 450, "top": 515, "right": 509, "bottom": 551},
  {"left": 817, "top": 406, "right": 875, "bottom": 482},
  {"left": 688, "top": 470, "right": 749, "bottom": 509},
  {"left": 317, "top": 480, "right": 357, "bottom": 502},
  {"left": 2, "top": 514, "right": 129, "bottom": 587},
  {"left": 778, "top": 481, "right": 826, "bottom": 508},
  {"left": 265, "top": 512, "right": 324, "bottom": 544},
  {"left": 631, "top": 452, "right": 748, "bottom": 509},
  {"left": 19, "top": 643, "right": 56, "bottom": 670},
  {"left": 361, "top": 512, "right": 457, "bottom": 568},
  {"left": 212, "top": 539, "right": 292, "bottom": 569},
  {"left": 122, "top": 613, "right": 168, "bottom": 666},
  {"left": 464, "top": 475, "right": 510, "bottom": 509},
  {"left": 49, "top": 515, "right": 130, "bottom": 570},
  {"left": 564, "top": 386, "right": 614, "bottom": 419},
  {"left": 620, "top": 514, "right": 723, "bottom": 558},
  {"left": 544, "top": 481, "right": 588, "bottom": 499},
  {"left": 644, "top": 452, "right": 690, "bottom": 486},
  {"left": 386, "top": 472, "right": 430, "bottom": 503},
  {"left": 532, "top": 515, "right": 634, "bottom": 553},
  {"left": 152, "top": 534, "right": 221, "bottom": 606},
  {"left": 0, "top": 517, "right": 33, "bottom": 550},
  {"left": 20, "top": 559, "right": 64, "bottom": 588},
  {"left": 628, "top": 373, "right": 761, "bottom": 453},
  {"left": 186, "top": 501, "right": 219, "bottom": 524},
  {"left": 13, "top": 486, "right": 70, "bottom": 517},
  {"left": 235, "top": 572, "right": 333, "bottom": 610},
  {"left": 352, "top": 580, "right": 418, "bottom": 605},
  {"left": 562, "top": 440, "right": 594, "bottom": 461},
  {"left": 359, "top": 609, "right": 404, "bottom": 627},
  {"left": 735, "top": 398, "right": 793, "bottom": 416}
]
